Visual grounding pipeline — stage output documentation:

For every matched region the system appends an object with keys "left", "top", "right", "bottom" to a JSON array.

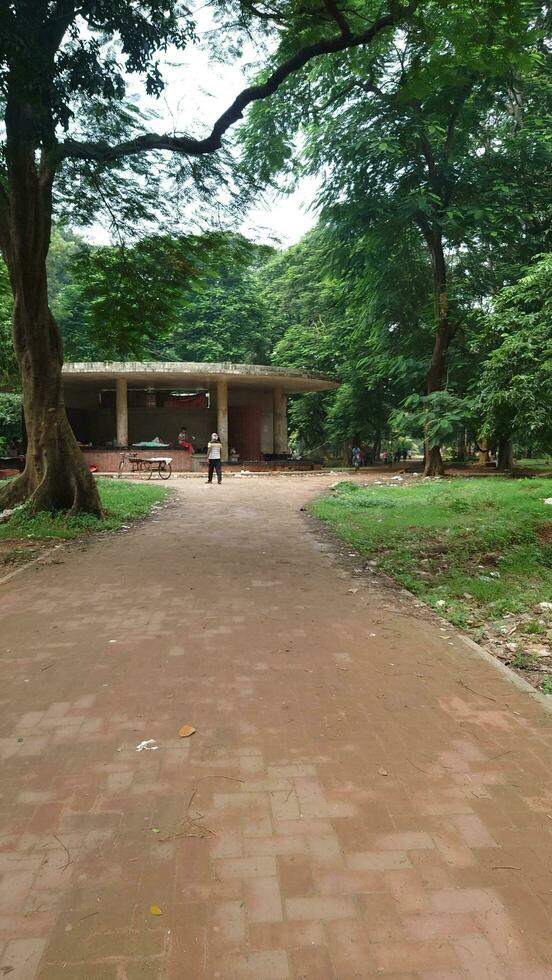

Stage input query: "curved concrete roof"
[{"left": 62, "top": 361, "right": 338, "bottom": 394}]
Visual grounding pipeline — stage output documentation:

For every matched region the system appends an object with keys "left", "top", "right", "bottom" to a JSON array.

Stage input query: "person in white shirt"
[{"left": 206, "top": 432, "right": 223, "bottom": 484}]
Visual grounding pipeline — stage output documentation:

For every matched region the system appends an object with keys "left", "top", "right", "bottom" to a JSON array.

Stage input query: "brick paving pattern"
[{"left": 1, "top": 474, "right": 552, "bottom": 979}]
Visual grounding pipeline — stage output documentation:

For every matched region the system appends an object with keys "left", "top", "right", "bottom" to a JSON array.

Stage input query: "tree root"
[
  {"left": 26, "top": 472, "right": 103, "bottom": 518},
  {"left": 0, "top": 472, "right": 31, "bottom": 511},
  {"left": 1, "top": 467, "right": 103, "bottom": 518}
]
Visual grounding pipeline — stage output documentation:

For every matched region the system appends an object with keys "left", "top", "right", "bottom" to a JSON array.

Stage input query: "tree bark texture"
[
  {"left": 0, "top": 90, "right": 102, "bottom": 516},
  {"left": 497, "top": 436, "right": 513, "bottom": 471}
]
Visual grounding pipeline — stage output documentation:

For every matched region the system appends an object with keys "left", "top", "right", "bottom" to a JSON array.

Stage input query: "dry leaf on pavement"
[{"left": 179, "top": 725, "right": 196, "bottom": 738}]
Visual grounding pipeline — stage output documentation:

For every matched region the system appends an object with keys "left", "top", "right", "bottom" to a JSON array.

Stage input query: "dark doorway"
[{"left": 229, "top": 406, "right": 262, "bottom": 460}]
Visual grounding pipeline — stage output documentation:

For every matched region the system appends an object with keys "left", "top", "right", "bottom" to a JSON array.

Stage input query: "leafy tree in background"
[
  {"left": 260, "top": 225, "right": 434, "bottom": 455},
  {"left": 242, "top": 0, "right": 550, "bottom": 473},
  {"left": 0, "top": 0, "right": 418, "bottom": 516},
  {"left": 0, "top": 258, "right": 21, "bottom": 452},
  {"left": 0, "top": 259, "right": 15, "bottom": 388},
  {"left": 43, "top": 230, "right": 276, "bottom": 363},
  {"left": 65, "top": 235, "right": 230, "bottom": 360},
  {"left": 46, "top": 228, "right": 91, "bottom": 360},
  {"left": 162, "top": 240, "right": 275, "bottom": 364},
  {"left": 477, "top": 254, "right": 552, "bottom": 467}
]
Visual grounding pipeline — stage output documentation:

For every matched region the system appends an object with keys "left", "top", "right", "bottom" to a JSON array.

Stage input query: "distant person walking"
[
  {"left": 206, "top": 432, "right": 223, "bottom": 485},
  {"left": 352, "top": 446, "right": 361, "bottom": 469}
]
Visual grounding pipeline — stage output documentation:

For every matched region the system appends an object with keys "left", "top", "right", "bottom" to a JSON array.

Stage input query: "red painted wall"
[{"left": 228, "top": 406, "right": 262, "bottom": 460}]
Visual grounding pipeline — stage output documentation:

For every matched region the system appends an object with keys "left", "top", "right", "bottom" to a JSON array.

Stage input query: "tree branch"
[
  {"left": 444, "top": 82, "right": 474, "bottom": 157},
  {"left": 355, "top": 77, "right": 395, "bottom": 106},
  {"left": 413, "top": 107, "right": 440, "bottom": 187},
  {"left": 43, "top": 0, "right": 77, "bottom": 58},
  {"left": 323, "top": 0, "right": 352, "bottom": 37},
  {"left": 238, "top": 1, "right": 288, "bottom": 24},
  {"left": 57, "top": 2, "right": 418, "bottom": 167}
]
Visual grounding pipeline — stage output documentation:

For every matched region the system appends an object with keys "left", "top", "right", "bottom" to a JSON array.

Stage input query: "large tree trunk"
[
  {"left": 497, "top": 436, "right": 513, "bottom": 471},
  {"left": 424, "top": 444, "right": 445, "bottom": 477},
  {"left": 0, "top": 93, "right": 102, "bottom": 516},
  {"left": 422, "top": 226, "right": 454, "bottom": 478}
]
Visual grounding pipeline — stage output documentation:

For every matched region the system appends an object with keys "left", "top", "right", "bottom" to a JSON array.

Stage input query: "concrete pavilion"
[{"left": 62, "top": 361, "right": 338, "bottom": 472}]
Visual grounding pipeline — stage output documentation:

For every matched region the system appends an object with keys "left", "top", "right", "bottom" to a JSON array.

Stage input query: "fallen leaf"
[
  {"left": 151, "top": 827, "right": 160, "bottom": 834},
  {"left": 150, "top": 905, "right": 163, "bottom": 916},
  {"left": 377, "top": 767, "right": 388, "bottom": 776},
  {"left": 178, "top": 725, "right": 196, "bottom": 738}
]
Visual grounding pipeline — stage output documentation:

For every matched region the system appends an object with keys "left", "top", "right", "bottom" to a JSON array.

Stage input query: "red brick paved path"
[{"left": 2, "top": 474, "right": 552, "bottom": 979}]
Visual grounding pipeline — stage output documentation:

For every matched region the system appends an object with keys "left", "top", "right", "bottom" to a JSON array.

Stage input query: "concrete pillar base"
[
  {"left": 273, "top": 388, "right": 288, "bottom": 454},
  {"left": 217, "top": 380, "right": 229, "bottom": 462},
  {"left": 116, "top": 378, "right": 128, "bottom": 447}
]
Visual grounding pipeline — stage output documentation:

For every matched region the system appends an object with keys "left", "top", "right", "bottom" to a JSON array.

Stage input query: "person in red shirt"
[{"left": 177, "top": 427, "right": 194, "bottom": 454}]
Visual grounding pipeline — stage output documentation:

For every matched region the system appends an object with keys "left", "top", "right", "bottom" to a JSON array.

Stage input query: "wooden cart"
[{"left": 118, "top": 453, "right": 173, "bottom": 479}]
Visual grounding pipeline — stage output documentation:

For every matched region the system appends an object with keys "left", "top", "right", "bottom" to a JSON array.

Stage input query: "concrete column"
[
  {"left": 217, "top": 380, "right": 229, "bottom": 462},
  {"left": 116, "top": 378, "right": 128, "bottom": 447},
  {"left": 273, "top": 388, "right": 288, "bottom": 454}
]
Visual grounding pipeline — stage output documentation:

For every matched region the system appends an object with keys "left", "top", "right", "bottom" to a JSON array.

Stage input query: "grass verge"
[
  {"left": 0, "top": 479, "right": 171, "bottom": 565},
  {"left": 310, "top": 476, "right": 552, "bottom": 693}
]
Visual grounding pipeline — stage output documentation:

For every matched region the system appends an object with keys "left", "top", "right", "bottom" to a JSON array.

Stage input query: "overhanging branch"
[
  {"left": 57, "top": 2, "right": 418, "bottom": 167},
  {"left": 323, "top": 0, "right": 352, "bottom": 37}
]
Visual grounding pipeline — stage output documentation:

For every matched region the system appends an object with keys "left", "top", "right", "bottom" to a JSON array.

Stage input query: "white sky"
[{"left": 83, "top": 15, "right": 318, "bottom": 248}]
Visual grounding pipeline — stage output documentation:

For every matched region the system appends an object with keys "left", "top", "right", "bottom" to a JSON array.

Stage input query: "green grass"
[
  {"left": 310, "top": 477, "right": 552, "bottom": 630},
  {"left": 0, "top": 479, "right": 171, "bottom": 544}
]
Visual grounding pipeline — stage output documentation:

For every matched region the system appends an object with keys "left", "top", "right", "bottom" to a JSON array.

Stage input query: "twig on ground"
[
  {"left": 458, "top": 679, "right": 497, "bottom": 702},
  {"left": 407, "top": 759, "right": 427, "bottom": 774},
  {"left": 53, "top": 834, "right": 72, "bottom": 870}
]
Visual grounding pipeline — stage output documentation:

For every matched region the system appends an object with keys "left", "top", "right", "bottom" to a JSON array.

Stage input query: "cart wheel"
[
  {"left": 146, "top": 463, "right": 153, "bottom": 480},
  {"left": 159, "top": 462, "right": 172, "bottom": 480}
]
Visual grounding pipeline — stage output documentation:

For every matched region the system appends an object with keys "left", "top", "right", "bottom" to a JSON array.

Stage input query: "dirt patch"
[
  {"left": 538, "top": 521, "right": 552, "bottom": 543},
  {"left": 0, "top": 538, "right": 54, "bottom": 568},
  {"left": 477, "top": 608, "right": 552, "bottom": 693},
  {"left": 308, "top": 504, "right": 552, "bottom": 699}
]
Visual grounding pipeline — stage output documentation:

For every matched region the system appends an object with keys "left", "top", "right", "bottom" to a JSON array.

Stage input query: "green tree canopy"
[
  {"left": 242, "top": 0, "right": 551, "bottom": 472},
  {"left": 1, "top": 0, "right": 418, "bottom": 514},
  {"left": 478, "top": 254, "right": 552, "bottom": 461}
]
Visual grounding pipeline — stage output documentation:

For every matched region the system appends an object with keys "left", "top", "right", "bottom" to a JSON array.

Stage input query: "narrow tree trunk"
[
  {"left": 497, "top": 436, "right": 513, "bottom": 471},
  {"left": 456, "top": 433, "right": 465, "bottom": 462},
  {"left": 478, "top": 438, "right": 490, "bottom": 465},
  {"left": 0, "top": 94, "right": 102, "bottom": 516},
  {"left": 422, "top": 225, "right": 454, "bottom": 478}
]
